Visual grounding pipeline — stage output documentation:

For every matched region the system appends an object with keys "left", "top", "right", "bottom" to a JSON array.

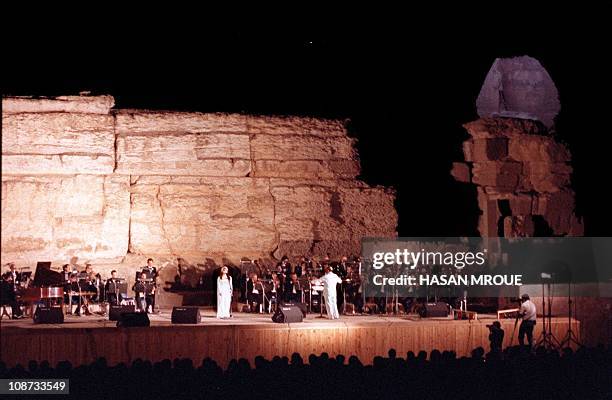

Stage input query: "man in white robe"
[{"left": 321, "top": 266, "right": 342, "bottom": 319}]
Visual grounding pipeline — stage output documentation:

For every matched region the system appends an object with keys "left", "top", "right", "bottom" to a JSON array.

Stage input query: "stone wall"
[
  {"left": 1, "top": 95, "right": 397, "bottom": 268},
  {"left": 451, "top": 117, "right": 583, "bottom": 237}
]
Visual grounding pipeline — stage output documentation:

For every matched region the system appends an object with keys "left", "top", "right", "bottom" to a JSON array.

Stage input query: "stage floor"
[
  {"left": 1, "top": 309, "right": 504, "bottom": 329},
  {"left": 1, "top": 309, "right": 579, "bottom": 368}
]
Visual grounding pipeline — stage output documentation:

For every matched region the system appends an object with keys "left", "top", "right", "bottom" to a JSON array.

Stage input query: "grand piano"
[{"left": 18, "top": 262, "right": 65, "bottom": 314}]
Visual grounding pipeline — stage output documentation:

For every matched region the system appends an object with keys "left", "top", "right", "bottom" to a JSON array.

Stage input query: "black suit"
[
  {"left": 284, "top": 280, "right": 303, "bottom": 303},
  {"left": 132, "top": 280, "right": 147, "bottom": 311},
  {"left": 105, "top": 279, "right": 124, "bottom": 305},
  {"left": 0, "top": 276, "right": 22, "bottom": 318},
  {"left": 246, "top": 280, "right": 264, "bottom": 312},
  {"left": 141, "top": 267, "right": 157, "bottom": 311}
]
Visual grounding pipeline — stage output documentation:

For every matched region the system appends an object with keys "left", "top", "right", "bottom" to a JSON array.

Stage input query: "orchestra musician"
[
  {"left": 284, "top": 273, "right": 303, "bottom": 303},
  {"left": 240, "top": 260, "right": 259, "bottom": 302},
  {"left": 61, "top": 264, "right": 71, "bottom": 304},
  {"left": 132, "top": 272, "right": 147, "bottom": 312},
  {"left": 69, "top": 272, "right": 91, "bottom": 316},
  {"left": 345, "top": 264, "right": 363, "bottom": 314},
  {"left": 104, "top": 270, "right": 124, "bottom": 305},
  {"left": 266, "top": 273, "right": 281, "bottom": 312},
  {"left": 247, "top": 273, "right": 265, "bottom": 313},
  {"left": 83, "top": 264, "right": 99, "bottom": 302},
  {"left": 141, "top": 258, "right": 158, "bottom": 313},
  {"left": 1, "top": 263, "right": 24, "bottom": 319},
  {"left": 337, "top": 256, "right": 349, "bottom": 278}
]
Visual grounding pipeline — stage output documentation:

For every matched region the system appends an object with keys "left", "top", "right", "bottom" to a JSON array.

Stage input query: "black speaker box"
[
  {"left": 421, "top": 302, "right": 449, "bottom": 318},
  {"left": 109, "top": 304, "right": 136, "bottom": 321},
  {"left": 171, "top": 306, "right": 201, "bottom": 324},
  {"left": 33, "top": 306, "right": 64, "bottom": 324},
  {"left": 282, "top": 302, "right": 307, "bottom": 317},
  {"left": 116, "top": 312, "right": 150, "bottom": 327},
  {"left": 272, "top": 304, "right": 303, "bottom": 323}
]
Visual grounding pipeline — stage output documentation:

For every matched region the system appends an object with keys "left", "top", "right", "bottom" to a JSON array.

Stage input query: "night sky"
[{"left": 3, "top": 9, "right": 611, "bottom": 236}]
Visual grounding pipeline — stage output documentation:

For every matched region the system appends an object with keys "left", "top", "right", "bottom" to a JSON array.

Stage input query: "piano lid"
[{"left": 32, "top": 261, "right": 64, "bottom": 287}]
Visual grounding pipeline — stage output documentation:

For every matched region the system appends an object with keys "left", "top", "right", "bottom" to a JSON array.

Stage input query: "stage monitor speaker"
[
  {"left": 171, "top": 306, "right": 201, "bottom": 324},
  {"left": 116, "top": 312, "right": 150, "bottom": 327},
  {"left": 421, "top": 302, "right": 449, "bottom": 318},
  {"left": 109, "top": 305, "right": 136, "bottom": 321},
  {"left": 281, "top": 302, "right": 307, "bottom": 318},
  {"left": 34, "top": 306, "right": 64, "bottom": 324},
  {"left": 272, "top": 304, "right": 303, "bottom": 323}
]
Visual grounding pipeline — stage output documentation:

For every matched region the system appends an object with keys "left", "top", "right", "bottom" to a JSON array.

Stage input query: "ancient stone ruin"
[
  {"left": 1, "top": 95, "right": 398, "bottom": 272},
  {"left": 453, "top": 56, "right": 583, "bottom": 237}
]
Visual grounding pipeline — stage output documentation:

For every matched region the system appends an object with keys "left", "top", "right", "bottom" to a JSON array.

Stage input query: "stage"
[{"left": 0, "top": 310, "right": 579, "bottom": 368}]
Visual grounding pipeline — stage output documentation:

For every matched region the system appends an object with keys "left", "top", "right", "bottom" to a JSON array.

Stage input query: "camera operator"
[
  {"left": 487, "top": 321, "right": 504, "bottom": 355},
  {"left": 518, "top": 293, "right": 537, "bottom": 350}
]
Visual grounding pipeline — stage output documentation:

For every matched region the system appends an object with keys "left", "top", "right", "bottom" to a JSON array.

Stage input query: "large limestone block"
[
  {"left": 508, "top": 135, "right": 571, "bottom": 163},
  {"left": 2, "top": 95, "right": 114, "bottom": 114},
  {"left": 115, "top": 111, "right": 248, "bottom": 134},
  {"left": 2, "top": 113, "right": 115, "bottom": 175},
  {"left": 250, "top": 134, "right": 356, "bottom": 160},
  {"left": 521, "top": 162, "right": 572, "bottom": 193},
  {"left": 450, "top": 162, "right": 471, "bottom": 183},
  {"left": 471, "top": 161, "right": 522, "bottom": 191},
  {"left": 470, "top": 138, "right": 509, "bottom": 161},
  {"left": 116, "top": 133, "right": 251, "bottom": 176},
  {"left": 271, "top": 182, "right": 396, "bottom": 259},
  {"left": 271, "top": 185, "right": 339, "bottom": 242},
  {"left": 246, "top": 115, "right": 347, "bottom": 137},
  {"left": 338, "top": 187, "right": 398, "bottom": 239},
  {"left": 129, "top": 177, "right": 276, "bottom": 258},
  {"left": 1, "top": 175, "right": 129, "bottom": 264},
  {"left": 252, "top": 159, "right": 360, "bottom": 178}
]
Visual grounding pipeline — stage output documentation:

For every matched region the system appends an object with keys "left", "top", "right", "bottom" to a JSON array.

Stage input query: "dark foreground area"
[{"left": 1, "top": 345, "right": 611, "bottom": 400}]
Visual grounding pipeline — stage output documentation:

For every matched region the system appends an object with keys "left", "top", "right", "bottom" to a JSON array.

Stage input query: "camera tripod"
[
  {"left": 535, "top": 278, "right": 560, "bottom": 350},
  {"left": 558, "top": 275, "right": 583, "bottom": 348}
]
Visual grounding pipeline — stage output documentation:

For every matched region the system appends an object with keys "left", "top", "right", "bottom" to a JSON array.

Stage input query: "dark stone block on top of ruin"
[
  {"left": 476, "top": 56, "right": 560, "bottom": 129},
  {"left": 463, "top": 117, "right": 548, "bottom": 139}
]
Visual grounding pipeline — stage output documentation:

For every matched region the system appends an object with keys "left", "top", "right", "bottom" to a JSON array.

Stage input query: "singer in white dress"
[{"left": 217, "top": 266, "right": 233, "bottom": 319}]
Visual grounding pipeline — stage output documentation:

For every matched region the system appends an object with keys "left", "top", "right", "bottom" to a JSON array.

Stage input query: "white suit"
[
  {"left": 321, "top": 271, "right": 342, "bottom": 319},
  {"left": 217, "top": 276, "right": 233, "bottom": 318}
]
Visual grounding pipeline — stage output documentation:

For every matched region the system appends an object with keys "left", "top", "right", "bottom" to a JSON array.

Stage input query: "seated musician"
[
  {"left": 132, "top": 272, "right": 147, "bottom": 312},
  {"left": 61, "top": 264, "right": 71, "bottom": 303},
  {"left": 1, "top": 263, "right": 24, "bottom": 319},
  {"left": 246, "top": 273, "right": 264, "bottom": 313},
  {"left": 284, "top": 273, "right": 302, "bottom": 303},
  {"left": 142, "top": 258, "right": 158, "bottom": 313},
  {"left": 105, "top": 270, "right": 124, "bottom": 305},
  {"left": 69, "top": 273, "right": 91, "bottom": 316},
  {"left": 344, "top": 265, "right": 363, "bottom": 314},
  {"left": 83, "top": 264, "right": 99, "bottom": 302},
  {"left": 267, "top": 273, "right": 281, "bottom": 311}
]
